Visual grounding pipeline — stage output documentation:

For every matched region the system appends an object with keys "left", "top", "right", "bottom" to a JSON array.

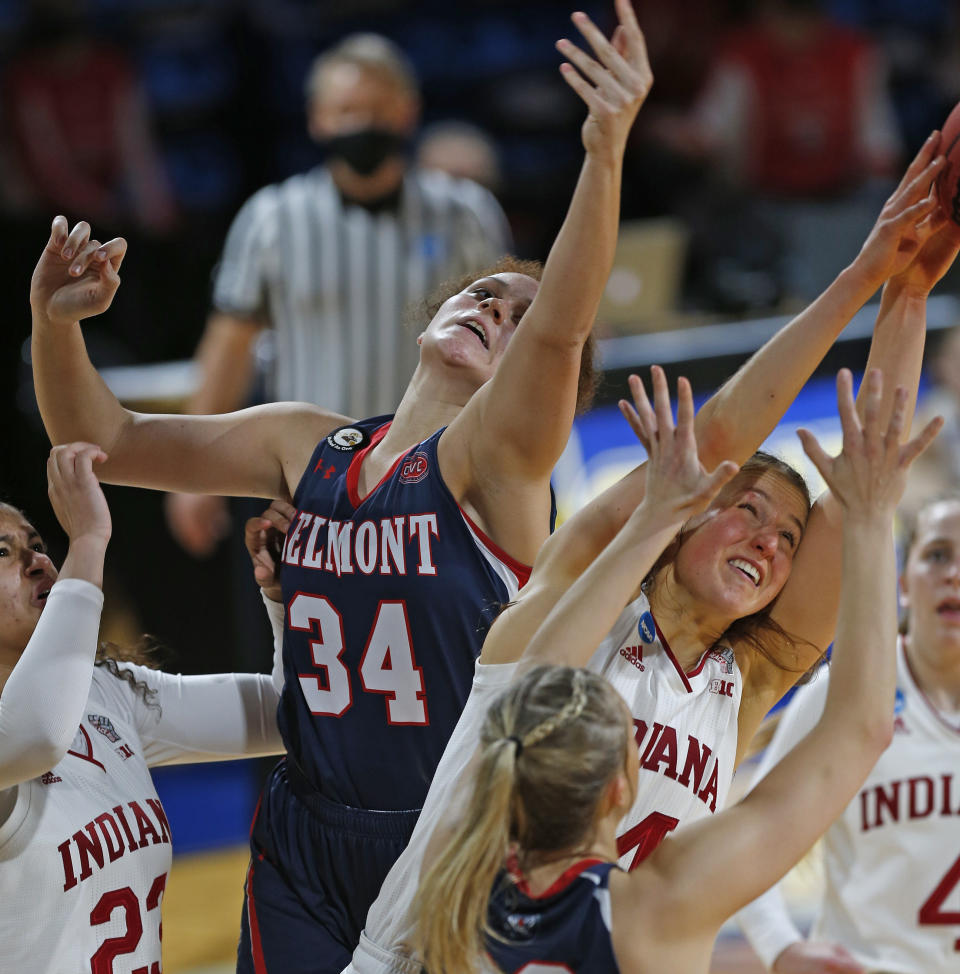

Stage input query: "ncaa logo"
[
  {"left": 400, "top": 452, "right": 430, "bottom": 484},
  {"left": 893, "top": 686, "right": 905, "bottom": 715},
  {"left": 638, "top": 611, "right": 656, "bottom": 644},
  {"left": 326, "top": 426, "right": 369, "bottom": 452}
]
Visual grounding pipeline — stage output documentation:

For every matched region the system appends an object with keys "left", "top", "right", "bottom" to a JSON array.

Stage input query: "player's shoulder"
[
  {"left": 252, "top": 400, "right": 355, "bottom": 445},
  {"left": 88, "top": 662, "right": 152, "bottom": 723}
]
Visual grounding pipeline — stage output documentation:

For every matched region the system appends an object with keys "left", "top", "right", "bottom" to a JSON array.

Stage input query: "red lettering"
[
  {"left": 75, "top": 824, "right": 105, "bottom": 881},
  {"left": 873, "top": 781, "right": 902, "bottom": 828},
  {"left": 909, "top": 776, "right": 935, "bottom": 819},
  {"left": 145, "top": 800, "right": 171, "bottom": 845},
  {"left": 677, "top": 737, "right": 713, "bottom": 792},
  {"left": 94, "top": 813, "right": 125, "bottom": 863},
  {"left": 642, "top": 724, "right": 679, "bottom": 780},
  {"left": 58, "top": 838, "right": 78, "bottom": 892},
  {"left": 130, "top": 801, "right": 161, "bottom": 848},
  {"left": 698, "top": 761, "right": 720, "bottom": 813},
  {"left": 112, "top": 804, "right": 139, "bottom": 852}
]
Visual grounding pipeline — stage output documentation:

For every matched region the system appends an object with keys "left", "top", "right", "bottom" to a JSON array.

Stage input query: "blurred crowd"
[{"left": 4, "top": 0, "right": 960, "bottom": 675}]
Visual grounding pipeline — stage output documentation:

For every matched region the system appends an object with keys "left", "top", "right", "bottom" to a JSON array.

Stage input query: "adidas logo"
[
  {"left": 619, "top": 645, "right": 645, "bottom": 671},
  {"left": 40, "top": 772, "right": 62, "bottom": 785}
]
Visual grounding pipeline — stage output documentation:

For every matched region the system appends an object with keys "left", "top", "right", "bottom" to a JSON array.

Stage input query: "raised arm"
[
  {"left": 508, "top": 139, "right": 949, "bottom": 622},
  {"left": 481, "top": 368, "right": 738, "bottom": 666},
  {"left": 0, "top": 444, "right": 110, "bottom": 794},
  {"left": 749, "top": 207, "right": 960, "bottom": 719},
  {"left": 29, "top": 217, "right": 338, "bottom": 499},
  {"left": 623, "top": 371, "right": 941, "bottom": 958},
  {"left": 446, "top": 0, "right": 651, "bottom": 491}
]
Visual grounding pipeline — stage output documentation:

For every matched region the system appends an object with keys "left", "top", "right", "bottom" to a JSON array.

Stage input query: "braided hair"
[{"left": 412, "top": 665, "right": 629, "bottom": 974}]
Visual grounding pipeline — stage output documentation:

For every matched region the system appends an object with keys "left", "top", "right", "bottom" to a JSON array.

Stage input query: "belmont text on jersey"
[
  {"left": 278, "top": 418, "right": 531, "bottom": 811},
  {"left": 58, "top": 798, "right": 171, "bottom": 891},
  {"left": 282, "top": 511, "right": 440, "bottom": 577}
]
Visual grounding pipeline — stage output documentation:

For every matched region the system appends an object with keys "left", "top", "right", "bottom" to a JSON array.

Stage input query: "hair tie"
[{"left": 506, "top": 735, "right": 524, "bottom": 757}]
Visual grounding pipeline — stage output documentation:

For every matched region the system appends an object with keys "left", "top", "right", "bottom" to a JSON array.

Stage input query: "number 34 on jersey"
[{"left": 290, "top": 593, "right": 428, "bottom": 726}]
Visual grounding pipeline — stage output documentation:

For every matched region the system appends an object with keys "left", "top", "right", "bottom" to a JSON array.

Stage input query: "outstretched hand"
[
  {"left": 46, "top": 442, "right": 112, "bottom": 546},
  {"left": 244, "top": 500, "right": 295, "bottom": 603},
  {"left": 30, "top": 216, "right": 128, "bottom": 327},
  {"left": 889, "top": 214, "right": 960, "bottom": 297},
  {"left": 619, "top": 366, "right": 739, "bottom": 529},
  {"left": 851, "top": 133, "right": 947, "bottom": 292},
  {"left": 797, "top": 369, "right": 942, "bottom": 519},
  {"left": 557, "top": 0, "right": 653, "bottom": 161}
]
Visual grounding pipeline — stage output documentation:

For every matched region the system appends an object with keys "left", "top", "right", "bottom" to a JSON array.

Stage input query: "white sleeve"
[
  {"left": 97, "top": 591, "right": 287, "bottom": 766},
  {"left": 735, "top": 672, "right": 830, "bottom": 968},
  {"left": 121, "top": 663, "right": 284, "bottom": 767},
  {"left": 262, "top": 591, "right": 285, "bottom": 697},
  {"left": 0, "top": 579, "right": 104, "bottom": 790}
]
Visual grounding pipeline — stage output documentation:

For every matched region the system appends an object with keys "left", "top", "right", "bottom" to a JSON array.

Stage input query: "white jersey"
[
  {"left": 589, "top": 592, "right": 743, "bottom": 870},
  {"left": 345, "top": 592, "right": 743, "bottom": 974},
  {"left": 737, "top": 640, "right": 960, "bottom": 973},
  {"left": 0, "top": 580, "right": 285, "bottom": 974}
]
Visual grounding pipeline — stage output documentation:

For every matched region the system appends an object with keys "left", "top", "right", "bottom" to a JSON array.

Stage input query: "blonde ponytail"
[{"left": 412, "top": 666, "right": 628, "bottom": 973}]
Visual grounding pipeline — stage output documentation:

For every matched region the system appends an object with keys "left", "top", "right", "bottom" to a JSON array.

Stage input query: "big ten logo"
[
  {"left": 709, "top": 679, "right": 734, "bottom": 698},
  {"left": 400, "top": 452, "right": 430, "bottom": 484}
]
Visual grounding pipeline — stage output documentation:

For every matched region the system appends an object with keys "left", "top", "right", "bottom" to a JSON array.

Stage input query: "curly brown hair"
[
  {"left": 411, "top": 255, "right": 600, "bottom": 414},
  {"left": 96, "top": 637, "right": 168, "bottom": 711}
]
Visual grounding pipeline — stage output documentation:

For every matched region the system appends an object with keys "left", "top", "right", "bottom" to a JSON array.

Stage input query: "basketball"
[{"left": 937, "top": 102, "right": 960, "bottom": 224}]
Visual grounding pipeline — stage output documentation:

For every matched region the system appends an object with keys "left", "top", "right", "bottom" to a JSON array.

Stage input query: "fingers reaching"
[{"left": 797, "top": 368, "right": 941, "bottom": 511}]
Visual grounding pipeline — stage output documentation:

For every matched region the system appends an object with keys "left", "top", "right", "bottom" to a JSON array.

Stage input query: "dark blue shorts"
[{"left": 236, "top": 759, "right": 421, "bottom": 974}]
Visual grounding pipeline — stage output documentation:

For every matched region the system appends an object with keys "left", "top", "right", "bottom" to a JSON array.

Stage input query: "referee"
[{"left": 167, "top": 33, "right": 511, "bottom": 557}]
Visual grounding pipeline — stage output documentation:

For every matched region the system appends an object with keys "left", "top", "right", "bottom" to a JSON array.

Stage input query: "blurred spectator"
[
  {"left": 0, "top": 0, "right": 176, "bottom": 234},
  {"left": 165, "top": 32, "right": 511, "bottom": 560},
  {"left": 653, "top": 0, "right": 902, "bottom": 306},
  {"left": 416, "top": 120, "right": 502, "bottom": 192},
  {"left": 676, "top": 0, "right": 901, "bottom": 196}
]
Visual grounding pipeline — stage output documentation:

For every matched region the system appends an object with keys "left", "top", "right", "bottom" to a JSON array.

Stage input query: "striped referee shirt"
[{"left": 212, "top": 165, "right": 511, "bottom": 417}]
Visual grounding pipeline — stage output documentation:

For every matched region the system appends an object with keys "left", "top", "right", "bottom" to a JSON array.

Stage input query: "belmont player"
[
  {"left": 26, "top": 4, "right": 658, "bottom": 969},
  {"left": 0, "top": 443, "right": 286, "bottom": 973},
  {"left": 408, "top": 367, "right": 940, "bottom": 974},
  {"left": 737, "top": 499, "right": 960, "bottom": 974}
]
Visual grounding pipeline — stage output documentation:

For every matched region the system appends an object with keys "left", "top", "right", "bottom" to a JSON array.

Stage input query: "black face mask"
[{"left": 322, "top": 128, "right": 407, "bottom": 176}]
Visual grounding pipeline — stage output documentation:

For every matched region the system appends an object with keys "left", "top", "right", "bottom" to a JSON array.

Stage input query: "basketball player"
[
  {"left": 28, "top": 5, "right": 653, "bottom": 969},
  {"left": 0, "top": 441, "right": 287, "bottom": 973},
  {"left": 736, "top": 496, "right": 960, "bottom": 974},
  {"left": 407, "top": 366, "right": 939, "bottom": 974}
]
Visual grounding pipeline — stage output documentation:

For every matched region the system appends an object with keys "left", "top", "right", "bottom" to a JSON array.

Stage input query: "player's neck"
[
  {"left": 648, "top": 579, "right": 732, "bottom": 672},
  {"left": 904, "top": 634, "right": 960, "bottom": 714},
  {"left": 518, "top": 838, "right": 618, "bottom": 897},
  {"left": 0, "top": 660, "right": 15, "bottom": 698},
  {"left": 387, "top": 368, "right": 471, "bottom": 445}
]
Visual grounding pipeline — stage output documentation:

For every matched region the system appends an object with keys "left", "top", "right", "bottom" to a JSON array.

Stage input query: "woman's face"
[
  {"left": 670, "top": 470, "right": 809, "bottom": 623},
  {"left": 418, "top": 273, "right": 539, "bottom": 385},
  {"left": 901, "top": 500, "right": 960, "bottom": 660},
  {"left": 0, "top": 510, "right": 57, "bottom": 660}
]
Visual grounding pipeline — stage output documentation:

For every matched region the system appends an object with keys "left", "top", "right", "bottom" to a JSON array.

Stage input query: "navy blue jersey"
[
  {"left": 486, "top": 860, "right": 621, "bottom": 974},
  {"left": 278, "top": 417, "right": 533, "bottom": 810}
]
